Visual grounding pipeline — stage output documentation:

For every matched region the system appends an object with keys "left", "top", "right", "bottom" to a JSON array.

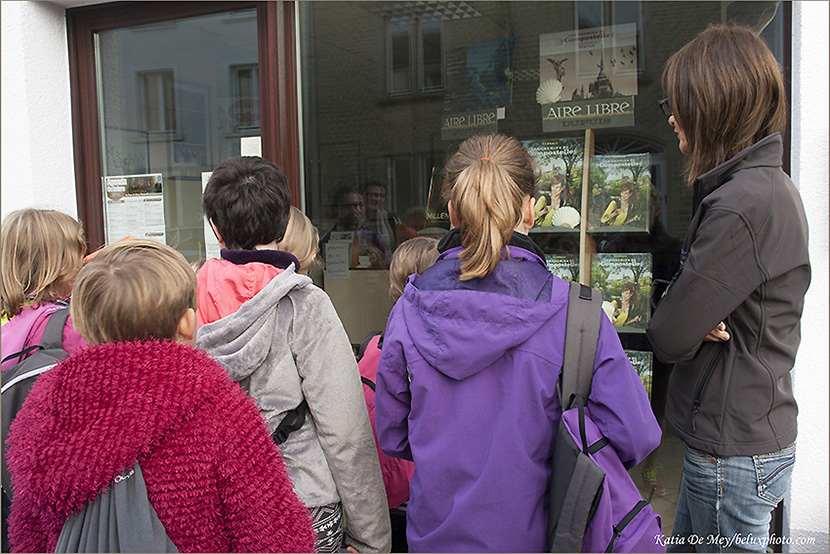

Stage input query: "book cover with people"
[
  {"left": 587, "top": 153, "right": 651, "bottom": 232},
  {"left": 625, "top": 349, "right": 653, "bottom": 400},
  {"left": 545, "top": 253, "right": 580, "bottom": 282},
  {"left": 523, "top": 138, "right": 585, "bottom": 230},
  {"left": 591, "top": 252, "right": 652, "bottom": 333}
]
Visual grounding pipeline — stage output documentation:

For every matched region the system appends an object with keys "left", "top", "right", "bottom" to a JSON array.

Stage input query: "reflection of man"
[
  {"left": 320, "top": 188, "right": 389, "bottom": 268},
  {"left": 363, "top": 182, "right": 396, "bottom": 249},
  {"left": 363, "top": 182, "right": 418, "bottom": 249}
]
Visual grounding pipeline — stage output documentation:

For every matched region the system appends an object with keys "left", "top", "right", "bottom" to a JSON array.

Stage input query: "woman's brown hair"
[
  {"left": 1, "top": 209, "right": 86, "bottom": 318},
  {"left": 662, "top": 23, "right": 787, "bottom": 185},
  {"left": 443, "top": 134, "right": 537, "bottom": 281}
]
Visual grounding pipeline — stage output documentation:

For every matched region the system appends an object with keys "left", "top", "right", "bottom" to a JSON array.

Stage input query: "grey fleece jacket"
[
  {"left": 647, "top": 133, "right": 810, "bottom": 457},
  {"left": 196, "top": 266, "right": 391, "bottom": 552}
]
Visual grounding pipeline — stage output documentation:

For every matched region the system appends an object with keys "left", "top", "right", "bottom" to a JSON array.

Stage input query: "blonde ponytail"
[{"left": 444, "top": 135, "right": 537, "bottom": 281}]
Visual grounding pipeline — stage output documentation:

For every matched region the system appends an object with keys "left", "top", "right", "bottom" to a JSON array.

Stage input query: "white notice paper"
[
  {"left": 104, "top": 174, "right": 165, "bottom": 244},
  {"left": 325, "top": 242, "right": 350, "bottom": 280},
  {"left": 201, "top": 171, "right": 221, "bottom": 259}
]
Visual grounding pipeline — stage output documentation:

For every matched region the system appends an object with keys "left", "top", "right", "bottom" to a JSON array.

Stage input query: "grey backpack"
[{"left": 56, "top": 462, "right": 179, "bottom": 553}]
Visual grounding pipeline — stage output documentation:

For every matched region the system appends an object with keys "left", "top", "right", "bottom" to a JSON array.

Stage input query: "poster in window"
[
  {"left": 441, "top": 36, "right": 515, "bottom": 140},
  {"left": 591, "top": 253, "right": 651, "bottom": 333},
  {"left": 103, "top": 174, "right": 165, "bottom": 245},
  {"left": 537, "top": 23, "right": 638, "bottom": 132},
  {"left": 587, "top": 153, "right": 651, "bottom": 233},
  {"left": 545, "top": 254, "right": 580, "bottom": 282},
  {"left": 625, "top": 349, "right": 653, "bottom": 400},
  {"left": 523, "top": 138, "right": 585, "bottom": 230}
]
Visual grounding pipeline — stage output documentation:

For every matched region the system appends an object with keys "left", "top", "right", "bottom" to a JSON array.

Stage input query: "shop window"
[{"left": 138, "top": 70, "right": 177, "bottom": 134}]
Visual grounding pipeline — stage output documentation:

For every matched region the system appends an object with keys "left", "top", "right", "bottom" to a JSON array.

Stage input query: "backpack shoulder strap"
[
  {"left": 39, "top": 308, "right": 70, "bottom": 350},
  {"left": 1, "top": 308, "right": 70, "bottom": 366},
  {"left": 272, "top": 399, "right": 309, "bottom": 445},
  {"left": 560, "top": 282, "right": 603, "bottom": 409}
]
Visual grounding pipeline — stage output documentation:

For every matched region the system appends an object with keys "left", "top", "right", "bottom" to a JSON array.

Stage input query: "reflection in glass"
[{"left": 95, "top": 9, "right": 258, "bottom": 261}]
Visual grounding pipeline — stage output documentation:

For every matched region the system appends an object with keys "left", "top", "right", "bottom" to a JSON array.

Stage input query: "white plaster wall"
[
  {"left": 1, "top": 1, "right": 77, "bottom": 220},
  {"left": 786, "top": 1, "right": 830, "bottom": 552}
]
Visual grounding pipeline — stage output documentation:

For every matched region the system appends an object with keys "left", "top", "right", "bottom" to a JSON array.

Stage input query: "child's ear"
[
  {"left": 209, "top": 220, "right": 225, "bottom": 247},
  {"left": 448, "top": 201, "right": 461, "bottom": 228},
  {"left": 174, "top": 308, "right": 197, "bottom": 345}
]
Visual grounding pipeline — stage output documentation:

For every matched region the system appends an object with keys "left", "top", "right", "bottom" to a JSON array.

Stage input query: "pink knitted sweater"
[{"left": 7, "top": 340, "right": 315, "bottom": 553}]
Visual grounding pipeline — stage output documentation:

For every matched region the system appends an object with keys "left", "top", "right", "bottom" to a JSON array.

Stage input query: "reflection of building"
[{"left": 588, "top": 52, "right": 617, "bottom": 98}]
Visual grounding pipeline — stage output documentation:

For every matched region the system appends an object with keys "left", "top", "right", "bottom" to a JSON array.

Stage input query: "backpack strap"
[
  {"left": 357, "top": 331, "right": 382, "bottom": 361},
  {"left": 559, "top": 283, "right": 602, "bottom": 410},
  {"left": 272, "top": 399, "right": 309, "bottom": 445},
  {"left": 39, "top": 308, "right": 70, "bottom": 350},
  {"left": 361, "top": 376, "right": 376, "bottom": 392},
  {"left": 1, "top": 308, "right": 70, "bottom": 365}
]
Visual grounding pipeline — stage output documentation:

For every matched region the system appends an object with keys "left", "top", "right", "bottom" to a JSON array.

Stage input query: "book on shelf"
[
  {"left": 591, "top": 252, "right": 652, "bottom": 333},
  {"left": 522, "top": 138, "right": 584, "bottom": 230},
  {"left": 587, "top": 153, "right": 651, "bottom": 233},
  {"left": 625, "top": 349, "right": 653, "bottom": 401},
  {"left": 545, "top": 253, "right": 580, "bottom": 282}
]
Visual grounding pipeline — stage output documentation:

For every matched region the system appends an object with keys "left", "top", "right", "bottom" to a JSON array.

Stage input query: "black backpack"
[{"left": 1, "top": 308, "right": 71, "bottom": 552}]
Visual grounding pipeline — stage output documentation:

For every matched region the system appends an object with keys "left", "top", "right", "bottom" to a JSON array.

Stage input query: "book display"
[
  {"left": 523, "top": 138, "right": 585, "bottom": 230},
  {"left": 545, "top": 254, "right": 580, "bottom": 282},
  {"left": 625, "top": 350, "right": 653, "bottom": 400},
  {"left": 591, "top": 253, "right": 652, "bottom": 333},
  {"left": 587, "top": 153, "right": 651, "bottom": 233}
]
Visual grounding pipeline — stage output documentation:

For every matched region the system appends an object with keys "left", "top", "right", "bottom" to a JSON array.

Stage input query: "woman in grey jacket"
[{"left": 647, "top": 24, "right": 810, "bottom": 553}]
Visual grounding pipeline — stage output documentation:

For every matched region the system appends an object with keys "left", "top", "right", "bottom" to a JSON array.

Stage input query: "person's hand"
[
  {"left": 346, "top": 547, "right": 359, "bottom": 553},
  {"left": 704, "top": 321, "right": 730, "bottom": 342}
]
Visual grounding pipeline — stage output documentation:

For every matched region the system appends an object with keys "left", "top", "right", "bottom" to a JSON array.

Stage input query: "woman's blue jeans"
[{"left": 668, "top": 442, "right": 796, "bottom": 553}]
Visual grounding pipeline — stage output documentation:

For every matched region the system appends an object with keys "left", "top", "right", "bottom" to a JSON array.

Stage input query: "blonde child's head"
[
  {"left": 389, "top": 237, "right": 440, "bottom": 302},
  {"left": 277, "top": 206, "right": 321, "bottom": 274},
  {"left": 1, "top": 209, "right": 86, "bottom": 319},
  {"left": 71, "top": 239, "right": 197, "bottom": 346}
]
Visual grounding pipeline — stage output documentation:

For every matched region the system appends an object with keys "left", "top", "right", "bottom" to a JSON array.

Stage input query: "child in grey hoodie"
[{"left": 196, "top": 156, "right": 391, "bottom": 553}]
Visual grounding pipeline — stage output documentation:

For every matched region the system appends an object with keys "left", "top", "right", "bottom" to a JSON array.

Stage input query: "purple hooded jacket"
[{"left": 375, "top": 235, "right": 660, "bottom": 553}]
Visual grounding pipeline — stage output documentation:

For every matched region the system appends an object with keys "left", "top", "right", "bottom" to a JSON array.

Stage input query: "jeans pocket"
[
  {"left": 754, "top": 443, "right": 796, "bottom": 505},
  {"left": 686, "top": 445, "right": 717, "bottom": 465}
]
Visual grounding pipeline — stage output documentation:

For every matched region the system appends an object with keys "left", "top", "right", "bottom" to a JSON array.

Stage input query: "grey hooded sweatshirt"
[{"left": 197, "top": 263, "right": 391, "bottom": 552}]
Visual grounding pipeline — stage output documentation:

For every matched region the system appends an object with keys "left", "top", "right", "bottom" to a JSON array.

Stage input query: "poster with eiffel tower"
[{"left": 537, "top": 23, "right": 638, "bottom": 132}]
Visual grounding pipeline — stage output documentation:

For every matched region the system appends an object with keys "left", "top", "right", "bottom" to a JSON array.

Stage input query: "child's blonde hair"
[
  {"left": 1, "top": 209, "right": 86, "bottom": 318},
  {"left": 71, "top": 239, "right": 197, "bottom": 345},
  {"left": 443, "top": 134, "right": 537, "bottom": 281},
  {"left": 277, "top": 206, "right": 321, "bottom": 274},
  {"left": 389, "top": 237, "right": 439, "bottom": 302}
]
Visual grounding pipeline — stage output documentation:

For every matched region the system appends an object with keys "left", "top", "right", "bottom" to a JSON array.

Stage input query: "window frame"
[{"left": 67, "top": 0, "right": 300, "bottom": 252}]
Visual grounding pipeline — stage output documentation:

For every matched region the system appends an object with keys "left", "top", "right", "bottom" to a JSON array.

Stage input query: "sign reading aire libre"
[
  {"left": 542, "top": 96, "right": 635, "bottom": 131},
  {"left": 441, "top": 109, "right": 499, "bottom": 140}
]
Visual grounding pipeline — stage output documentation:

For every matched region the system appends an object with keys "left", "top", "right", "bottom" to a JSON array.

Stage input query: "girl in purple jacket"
[{"left": 375, "top": 134, "right": 660, "bottom": 553}]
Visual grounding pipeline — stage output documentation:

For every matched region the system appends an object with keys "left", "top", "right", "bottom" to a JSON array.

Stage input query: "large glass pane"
[
  {"left": 298, "top": 0, "right": 787, "bottom": 530},
  {"left": 95, "top": 8, "right": 259, "bottom": 261}
]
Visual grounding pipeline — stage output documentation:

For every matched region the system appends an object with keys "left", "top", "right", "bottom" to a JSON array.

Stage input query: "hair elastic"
[{"left": 480, "top": 157, "right": 494, "bottom": 163}]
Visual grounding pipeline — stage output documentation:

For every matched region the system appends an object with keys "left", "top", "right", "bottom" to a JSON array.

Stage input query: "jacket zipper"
[{"left": 691, "top": 345, "right": 724, "bottom": 433}]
